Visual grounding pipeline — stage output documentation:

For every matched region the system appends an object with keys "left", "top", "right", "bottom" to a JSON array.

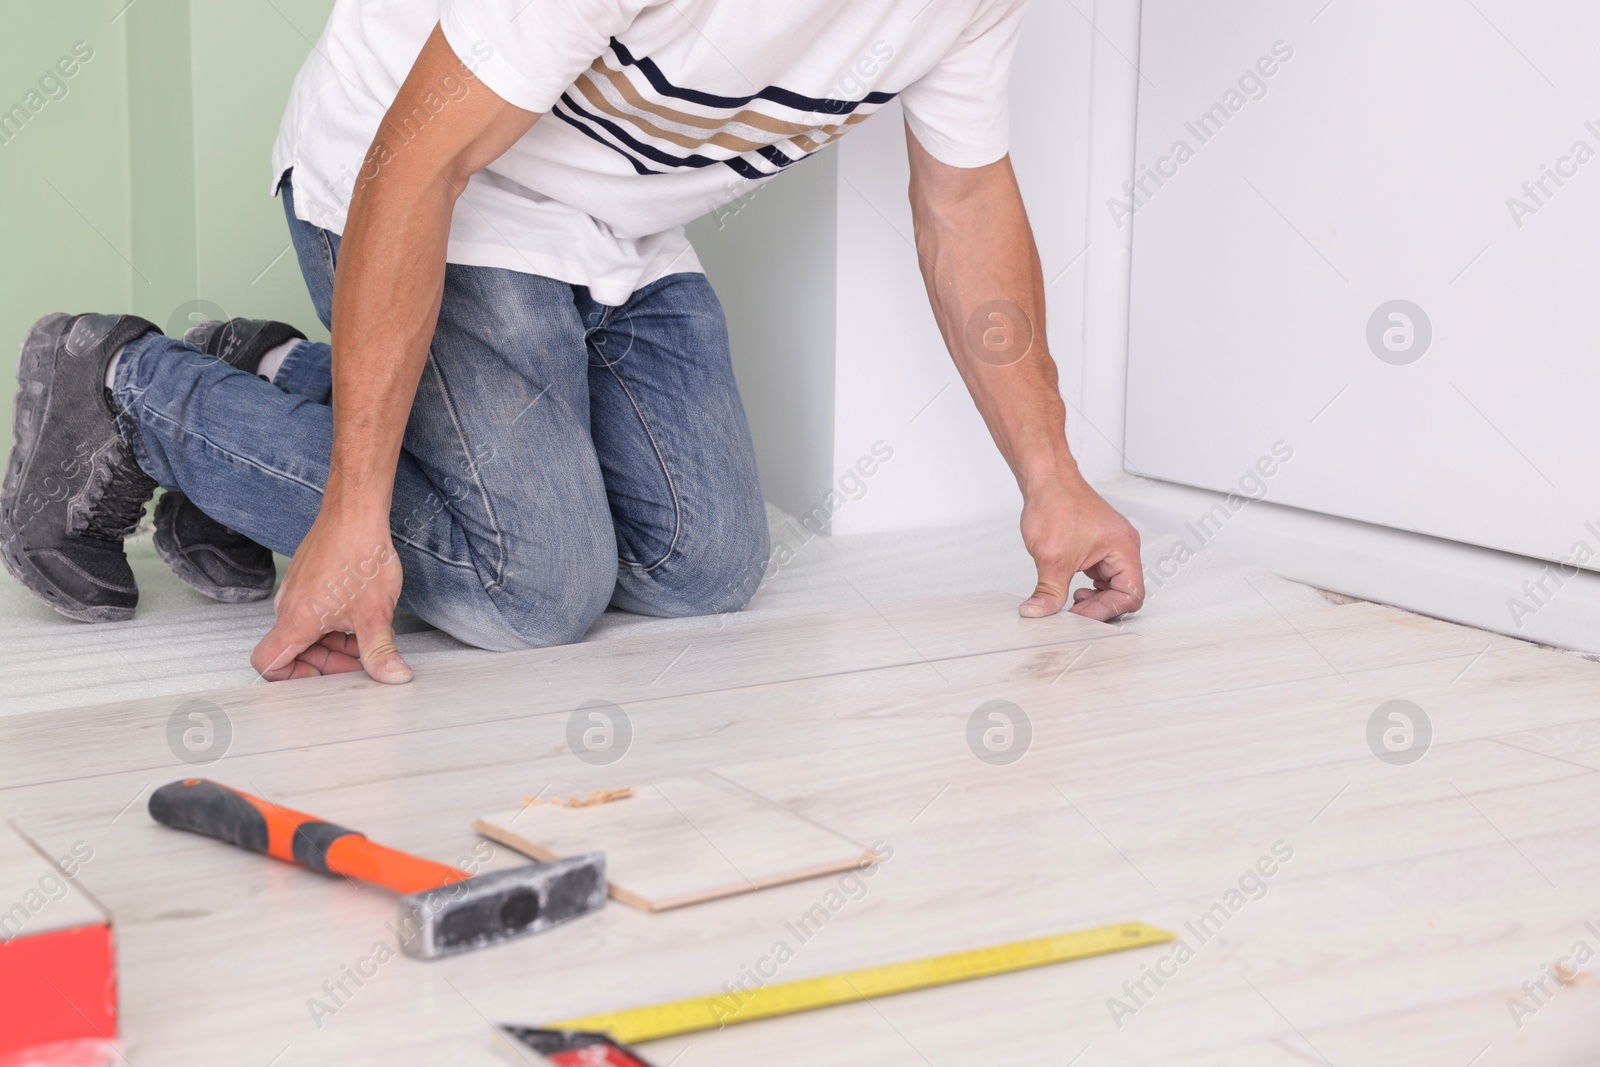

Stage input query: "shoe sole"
[
  {"left": 152, "top": 523, "right": 276, "bottom": 604},
  {"left": 1, "top": 313, "right": 135, "bottom": 623},
  {"left": 0, "top": 539, "right": 134, "bottom": 622}
]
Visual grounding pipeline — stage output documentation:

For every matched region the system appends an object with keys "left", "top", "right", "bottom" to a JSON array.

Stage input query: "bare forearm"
[
  {"left": 251, "top": 27, "right": 540, "bottom": 683},
  {"left": 326, "top": 155, "right": 456, "bottom": 514},
  {"left": 907, "top": 134, "right": 1079, "bottom": 497},
  {"left": 906, "top": 126, "right": 1144, "bottom": 620},
  {"left": 322, "top": 24, "right": 538, "bottom": 517}
]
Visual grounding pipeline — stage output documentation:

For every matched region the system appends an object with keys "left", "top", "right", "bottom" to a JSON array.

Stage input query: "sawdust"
[
  {"left": 521, "top": 787, "right": 634, "bottom": 810},
  {"left": 1552, "top": 962, "right": 1596, "bottom": 988}
]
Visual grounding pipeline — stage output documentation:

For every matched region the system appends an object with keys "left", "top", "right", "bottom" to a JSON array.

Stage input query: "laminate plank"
[
  {"left": 475, "top": 772, "right": 875, "bottom": 911},
  {"left": 0, "top": 591, "right": 1121, "bottom": 791},
  {"left": 0, "top": 823, "right": 103, "bottom": 938}
]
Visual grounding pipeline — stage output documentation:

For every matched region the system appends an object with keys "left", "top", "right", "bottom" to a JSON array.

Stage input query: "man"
[{"left": 0, "top": 0, "right": 1143, "bottom": 685}]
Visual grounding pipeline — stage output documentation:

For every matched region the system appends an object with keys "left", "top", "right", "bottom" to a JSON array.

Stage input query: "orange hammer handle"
[{"left": 149, "top": 779, "right": 470, "bottom": 895}]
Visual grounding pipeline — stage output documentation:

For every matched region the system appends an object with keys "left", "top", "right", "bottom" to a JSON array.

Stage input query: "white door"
[{"left": 1124, "top": 0, "right": 1600, "bottom": 570}]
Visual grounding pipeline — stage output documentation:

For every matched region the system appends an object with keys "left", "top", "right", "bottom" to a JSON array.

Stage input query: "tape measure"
[{"left": 543, "top": 921, "right": 1174, "bottom": 1045}]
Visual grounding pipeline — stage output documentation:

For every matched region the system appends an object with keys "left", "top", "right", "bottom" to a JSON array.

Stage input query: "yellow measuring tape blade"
[{"left": 548, "top": 921, "right": 1175, "bottom": 1045}]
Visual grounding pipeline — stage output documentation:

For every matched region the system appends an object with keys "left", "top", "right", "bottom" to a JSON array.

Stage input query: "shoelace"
[{"left": 74, "top": 443, "right": 156, "bottom": 541}]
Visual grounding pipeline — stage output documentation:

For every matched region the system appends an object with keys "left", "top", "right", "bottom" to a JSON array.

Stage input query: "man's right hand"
[
  {"left": 245, "top": 25, "right": 535, "bottom": 685},
  {"left": 250, "top": 508, "right": 412, "bottom": 684}
]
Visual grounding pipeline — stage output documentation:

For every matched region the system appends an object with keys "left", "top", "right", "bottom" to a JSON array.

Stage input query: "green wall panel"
[
  {"left": 126, "top": 0, "right": 198, "bottom": 332},
  {"left": 187, "top": 0, "right": 334, "bottom": 340},
  {"left": 0, "top": 0, "right": 336, "bottom": 447},
  {"left": 0, "top": 4, "right": 134, "bottom": 444}
]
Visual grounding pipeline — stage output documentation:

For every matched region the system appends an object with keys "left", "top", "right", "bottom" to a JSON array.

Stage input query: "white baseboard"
[{"left": 1103, "top": 476, "right": 1600, "bottom": 656}]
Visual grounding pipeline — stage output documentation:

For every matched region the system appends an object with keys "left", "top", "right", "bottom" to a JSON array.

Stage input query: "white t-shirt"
[{"left": 273, "top": 0, "right": 1028, "bottom": 305}]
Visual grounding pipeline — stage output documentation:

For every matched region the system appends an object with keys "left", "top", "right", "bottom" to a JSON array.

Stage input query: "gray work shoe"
[
  {"left": 149, "top": 318, "right": 305, "bottom": 603},
  {"left": 1, "top": 313, "right": 161, "bottom": 622},
  {"left": 181, "top": 317, "right": 305, "bottom": 373}
]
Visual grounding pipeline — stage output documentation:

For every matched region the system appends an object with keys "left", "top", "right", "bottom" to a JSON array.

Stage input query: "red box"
[{"left": 0, "top": 825, "right": 116, "bottom": 1058}]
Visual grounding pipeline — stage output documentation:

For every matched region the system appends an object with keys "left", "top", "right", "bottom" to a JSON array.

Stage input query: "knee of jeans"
[
  {"left": 697, "top": 538, "right": 771, "bottom": 616},
  {"left": 617, "top": 503, "right": 771, "bottom": 618},
  {"left": 488, "top": 543, "right": 616, "bottom": 648}
]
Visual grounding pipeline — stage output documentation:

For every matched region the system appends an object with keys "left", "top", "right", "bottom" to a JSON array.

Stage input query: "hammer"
[{"left": 148, "top": 779, "right": 605, "bottom": 958}]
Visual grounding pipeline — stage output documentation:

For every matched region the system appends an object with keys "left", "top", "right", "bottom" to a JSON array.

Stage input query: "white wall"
[
  {"left": 1073, "top": 0, "right": 1145, "bottom": 488},
  {"left": 829, "top": 1, "right": 1103, "bottom": 534},
  {"left": 689, "top": 1, "right": 1118, "bottom": 535},
  {"left": 690, "top": 0, "right": 1600, "bottom": 652},
  {"left": 688, "top": 151, "right": 840, "bottom": 524},
  {"left": 1107, "top": 0, "right": 1600, "bottom": 652},
  {"left": 1124, "top": 0, "right": 1600, "bottom": 570}
]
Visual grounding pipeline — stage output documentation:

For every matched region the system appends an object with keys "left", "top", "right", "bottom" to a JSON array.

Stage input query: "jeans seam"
[
  {"left": 583, "top": 300, "right": 617, "bottom": 337},
  {"left": 129, "top": 393, "right": 473, "bottom": 571},
  {"left": 319, "top": 226, "right": 337, "bottom": 279},
  {"left": 392, "top": 531, "right": 476, "bottom": 571},
  {"left": 423, "top": 355, "right": 509, "bottom": 590},
  {"left": 597, "top": 357, "right": 683, "bottom": 574}
]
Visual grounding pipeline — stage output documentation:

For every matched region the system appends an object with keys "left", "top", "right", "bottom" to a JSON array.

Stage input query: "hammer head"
[{"left": 397, "top": 853, "right": 606, "bottom": 959}]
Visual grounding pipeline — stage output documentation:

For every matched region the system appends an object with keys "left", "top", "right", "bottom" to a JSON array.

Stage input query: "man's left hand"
[{"left": 1018, "top": 476, "right": 1144, "bottom": 622}]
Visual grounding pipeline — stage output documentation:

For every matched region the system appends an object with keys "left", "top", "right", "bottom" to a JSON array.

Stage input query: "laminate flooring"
[
  {"left": 0, "top": 507, "right": 1337, "bottom": 717},
  {"left": 3, "top": 588, "right": 1597, "bottom": 1066}
]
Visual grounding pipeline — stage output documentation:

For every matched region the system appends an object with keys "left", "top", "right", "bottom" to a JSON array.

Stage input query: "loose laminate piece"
[{"left": 475, "top": 771, "right": 876, "bottom": 911}]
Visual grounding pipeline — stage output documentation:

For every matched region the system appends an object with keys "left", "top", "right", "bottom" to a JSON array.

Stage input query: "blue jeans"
[{"left": 112, "top": 177, "right": 768, "bottom": 650}]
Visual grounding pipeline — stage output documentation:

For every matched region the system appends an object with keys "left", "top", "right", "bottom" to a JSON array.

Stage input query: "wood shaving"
[{"left": 522, "top": 787, "right": 634, "bottom": 810}]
